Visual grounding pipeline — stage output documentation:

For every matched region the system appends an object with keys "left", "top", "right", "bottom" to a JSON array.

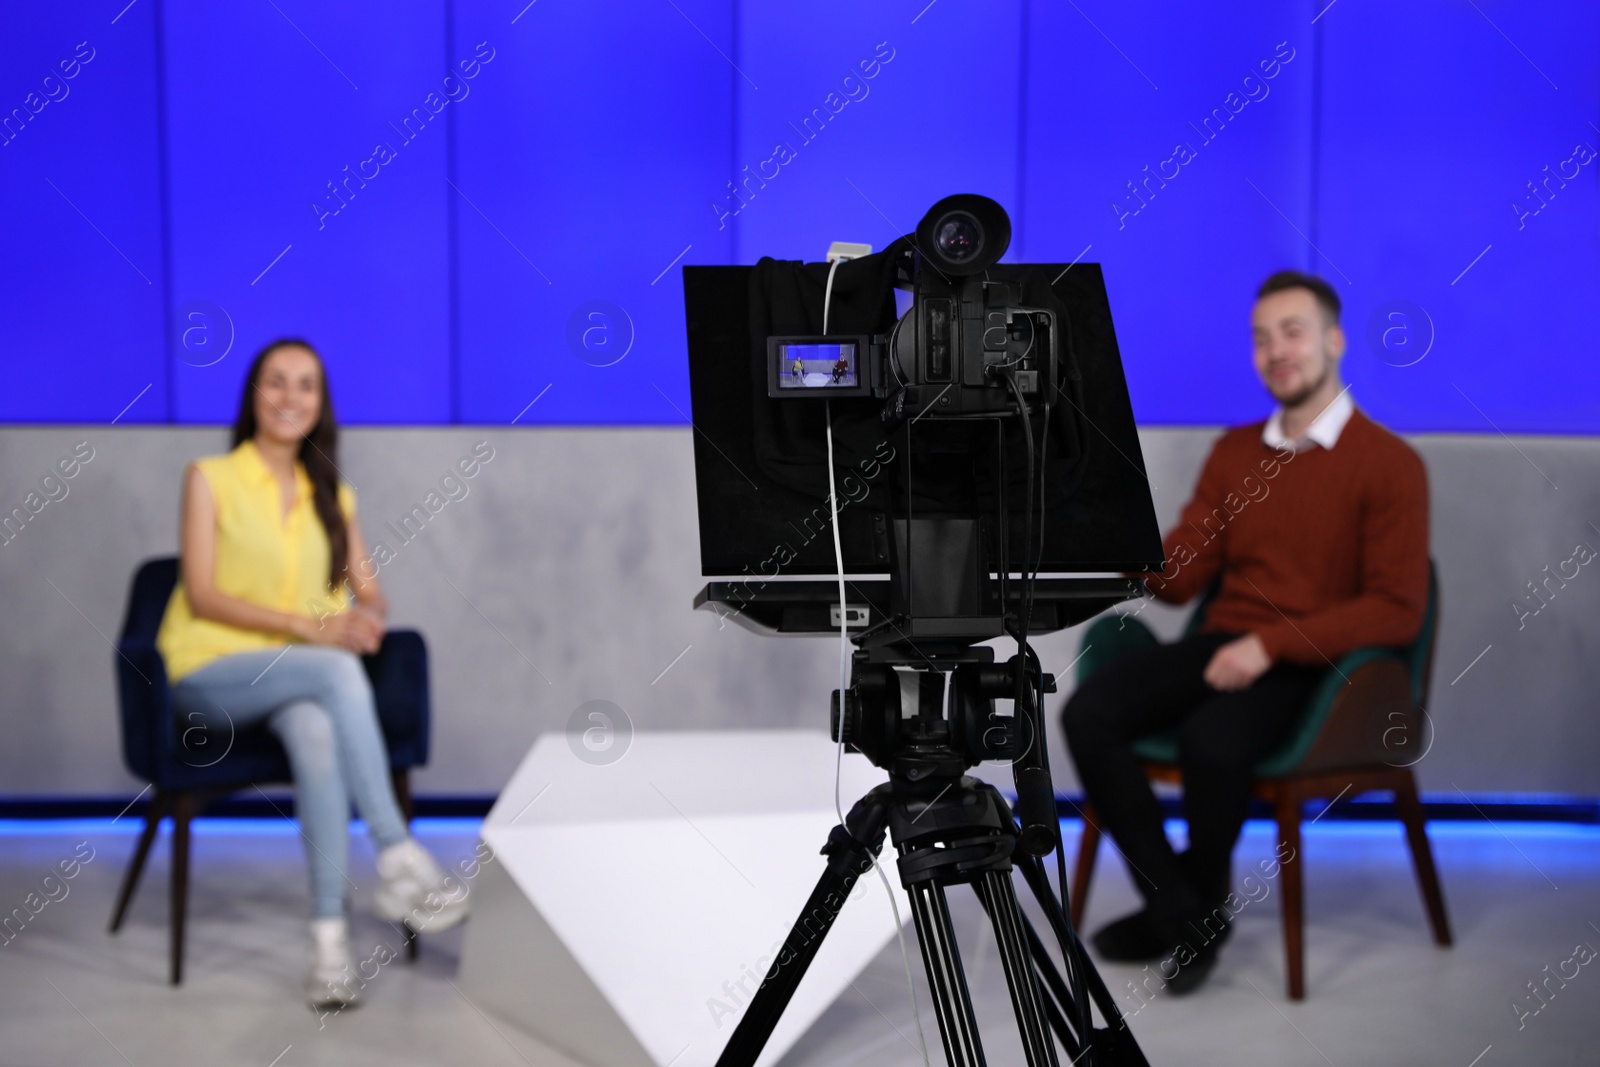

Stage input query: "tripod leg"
[
  {"left": 971, "top": 878, "right": 1084, "bottom": 1059},
  {"left": 714, "top": 797, "right": 889, "bottom": 1067},
  {"left": 975, "top": 870, "right": 1060, "bottom": 1066},
  {"left": 908, "top": 880, "right": 986, "bottom": 1067},
  {"left": 1015, "top": 909, "right": 1084, "bottom": 1058},
  {"left": 1014, "top": 854, "right": 1152, "bottom": 1067}
]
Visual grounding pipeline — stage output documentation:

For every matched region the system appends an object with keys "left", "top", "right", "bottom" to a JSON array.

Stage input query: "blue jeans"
[{"left": 171, "top": 645, "right": 411, "bottom": 918}]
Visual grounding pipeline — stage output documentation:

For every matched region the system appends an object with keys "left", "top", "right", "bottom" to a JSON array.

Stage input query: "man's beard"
[{"left": 1274, "top": 356, "right": 1331, "bottom": 408}]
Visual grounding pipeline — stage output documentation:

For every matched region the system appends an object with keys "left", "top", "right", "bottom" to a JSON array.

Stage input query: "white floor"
[{"left": 1, "top": 816, "right": 1595, "bottom": 1066}]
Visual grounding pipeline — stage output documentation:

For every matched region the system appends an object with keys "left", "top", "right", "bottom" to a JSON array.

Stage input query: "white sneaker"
[
  {"left": 305, "top": 917, "right": 359, "bottom": 1011},
  {"left": 374, "top": 837, "right": 470, "bottom": 934}
]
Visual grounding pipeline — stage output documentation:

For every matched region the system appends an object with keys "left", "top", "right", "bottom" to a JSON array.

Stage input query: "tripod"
[
  {"left": 713, "top": 654, "right": 1149, "bottom": 1067},
  {"left": 682, "top": 201, "right": 1169, "bottom": 1062}
]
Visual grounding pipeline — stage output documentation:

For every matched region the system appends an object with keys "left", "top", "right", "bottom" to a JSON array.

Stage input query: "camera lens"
[
  {"left": 915, "top": 195, "right": 1011, "bottom": 275},
  {"left": 933, "top": 211, "right": 984, "bottom": 264}
]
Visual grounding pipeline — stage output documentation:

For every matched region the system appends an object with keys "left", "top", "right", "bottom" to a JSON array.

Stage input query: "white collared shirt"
[{"left": 1262, "top": 387, "right": 1354, "bottom": 453}]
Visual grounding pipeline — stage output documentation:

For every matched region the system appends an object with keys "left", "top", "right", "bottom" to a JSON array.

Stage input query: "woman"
[{"left": 156, "top": 338, "right": 467, "bottom": 1010}]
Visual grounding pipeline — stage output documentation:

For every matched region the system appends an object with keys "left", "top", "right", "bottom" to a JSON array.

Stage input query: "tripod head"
[
  {"left": 832, "top": 647, "right": 1049, "bottom": 777},
  {"left": 830, "top": 644, "right": 1052, "bottom": 769},
  {"left": 830, "top": 638, "right": 1062, "bottom": 856}
]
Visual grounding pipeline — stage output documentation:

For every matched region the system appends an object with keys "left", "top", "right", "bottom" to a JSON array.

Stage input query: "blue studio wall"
[{"left": 2, "top": 1, "right": 1596, "bottom": 431}]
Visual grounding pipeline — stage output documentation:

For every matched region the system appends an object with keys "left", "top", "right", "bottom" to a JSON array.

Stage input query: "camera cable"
[{"left": 1003, "top": 369, "right": 1093, "bottom": 1047}]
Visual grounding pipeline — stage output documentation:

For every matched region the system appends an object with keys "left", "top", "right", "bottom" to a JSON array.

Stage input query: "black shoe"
[
  {"left": 1154, "top": 911, "right": 1231, "bottom": 996},
  {"left": 1161, "top": 936, "right": 1223, "bottom": 995},
  {"left": 1090, "top": 908, "right": 1168, "bottom": 962}
]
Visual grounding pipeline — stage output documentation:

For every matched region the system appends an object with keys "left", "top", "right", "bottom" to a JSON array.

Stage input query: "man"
[{"left": 1061, "top": 270, "right": 1429, "bottom": 994}]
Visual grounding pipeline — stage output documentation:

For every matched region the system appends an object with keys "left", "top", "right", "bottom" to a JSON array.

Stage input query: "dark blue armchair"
[{"left": 108, "top": 556, "right": 433, "bottom": 984}]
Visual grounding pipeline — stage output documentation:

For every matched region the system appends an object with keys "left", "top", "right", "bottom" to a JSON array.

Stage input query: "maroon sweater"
[{"left": 1144, "top": 408, "right": 1430, "bottom": 666}]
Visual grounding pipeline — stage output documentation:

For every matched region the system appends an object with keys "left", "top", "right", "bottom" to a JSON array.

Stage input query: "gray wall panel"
[{"left": 1, "top": 425, "right": 1594, "bottom": 799}]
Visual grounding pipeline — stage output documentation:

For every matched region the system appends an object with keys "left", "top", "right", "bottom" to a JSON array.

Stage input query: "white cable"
[
  {"left": 824, "top": 256, "right": 848, "bottom": 824},
  {"left": 822, "top": 259, "right": 929, "bottom": 1066},
  {"left": 822, "top": 257, "right": 841, "bottom": 348}
]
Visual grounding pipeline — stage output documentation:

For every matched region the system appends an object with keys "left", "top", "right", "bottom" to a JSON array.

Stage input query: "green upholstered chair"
[{"left": 1067, "top": 563, "right": 1451, "bottom": 999}]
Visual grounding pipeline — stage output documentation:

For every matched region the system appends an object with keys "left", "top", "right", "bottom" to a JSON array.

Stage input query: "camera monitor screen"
[{"left": 767, "top": 336, "right": 871, "bottom": 398}]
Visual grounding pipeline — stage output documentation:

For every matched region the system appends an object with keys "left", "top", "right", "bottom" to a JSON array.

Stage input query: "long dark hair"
[{"left": 230, "top": 338, "right": 349, "bottom": 592}]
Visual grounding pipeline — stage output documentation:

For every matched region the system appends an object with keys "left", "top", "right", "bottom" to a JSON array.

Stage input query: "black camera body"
[
  {"left": 766, "top": 194, "right": 1058, "bottom": 426},
  {"left": 887, "top": 273, "right": 1057, "bottom": 421}
]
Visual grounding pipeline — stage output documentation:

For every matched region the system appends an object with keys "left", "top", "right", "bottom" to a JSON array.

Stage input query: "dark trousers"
[{"left": 1061, "top": 630, "right": 1325, "bottom": 918}]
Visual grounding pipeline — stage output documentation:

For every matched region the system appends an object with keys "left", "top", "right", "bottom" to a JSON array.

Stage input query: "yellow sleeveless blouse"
[{"left": 156, "top": 439, "right": 356, "bottom": 683}]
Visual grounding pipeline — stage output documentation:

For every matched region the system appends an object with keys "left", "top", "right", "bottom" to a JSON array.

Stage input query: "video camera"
[{"left": 765, "top": 194, "right": 1059, "bottom": 426}]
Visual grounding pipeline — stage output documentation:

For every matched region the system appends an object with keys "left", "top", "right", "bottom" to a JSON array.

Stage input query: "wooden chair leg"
[
  {"left": 1274, "top": 787, "right": 1306, "bottom": 1000},
  {"left": 169, "top": 791, "right": 195, "bottom": 986},
  {"left": 1070, "top": 802, "right": 1101, "bottom": 931},
  {"left": 1393, "top": 771, "right": 1453, "bottom": 947},
  {"left": 109, "top": 789, "right": 168, "bottom": 933}
]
